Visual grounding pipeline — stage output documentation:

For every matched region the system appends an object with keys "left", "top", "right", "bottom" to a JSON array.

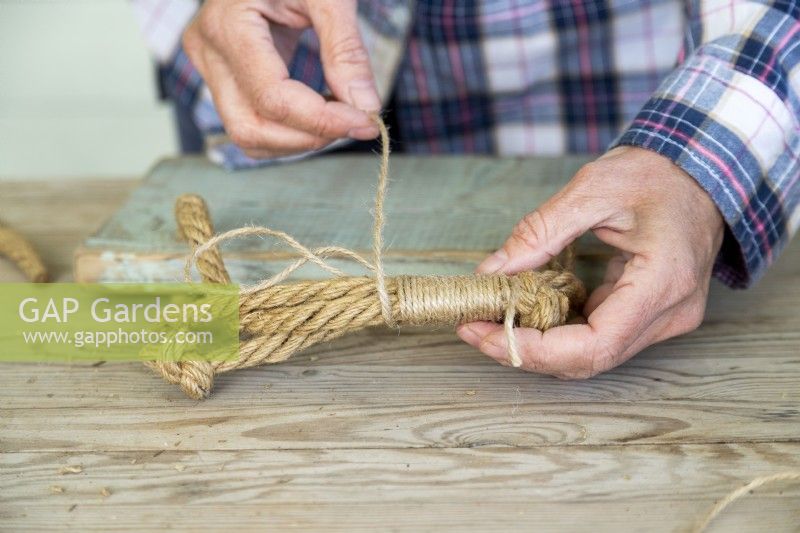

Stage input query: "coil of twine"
[{"left": 147, "top": 116, "right": 587, "bottom": 400}]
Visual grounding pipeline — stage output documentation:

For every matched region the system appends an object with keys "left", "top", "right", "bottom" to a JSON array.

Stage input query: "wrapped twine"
[{"left": 147, "top": 116, "right": 587, "bottom": 400}]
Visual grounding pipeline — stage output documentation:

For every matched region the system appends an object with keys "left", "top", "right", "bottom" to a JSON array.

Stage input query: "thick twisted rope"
[
  {"left": 148, "top": 115, "right": 586, "bottom": 399},
  {"left": 0, "top": 225, "right": 48, "bottom": 282}
]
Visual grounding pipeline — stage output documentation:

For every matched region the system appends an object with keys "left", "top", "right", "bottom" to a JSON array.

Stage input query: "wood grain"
[
  {"left": 1, "top": 445, "right": 798, "bottom": 532},
  {"left": 4, "top": 444, "right": 800, "bottom": 504},
  {"left": 2, "top": 501, "right": 799, "bottom": 533},
  {"left": 1, "top": 171, "right": 799, "bottom": 532},
  {"left": 2, "top": 351, "right": 798, "bottom": 409},
  {"left": 74, "top": 155, "right": 595, "bottom": 282},
  {"left": 2, "top": 400, "right": 799, "bottom": 452}
]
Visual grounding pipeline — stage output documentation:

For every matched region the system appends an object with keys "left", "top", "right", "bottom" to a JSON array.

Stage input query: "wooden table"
[{"left": 0, "top": 177, "right": 798, "bottom": 532}]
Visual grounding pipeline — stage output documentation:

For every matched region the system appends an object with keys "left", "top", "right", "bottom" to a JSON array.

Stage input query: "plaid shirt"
[{"left": 133, "top": 0, "right": 800, "bottom": 288}]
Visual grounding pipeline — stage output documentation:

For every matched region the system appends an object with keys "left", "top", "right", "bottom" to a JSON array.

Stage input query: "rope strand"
[{"left": 0, "top": 224, "right": 48, "bottom": 283}]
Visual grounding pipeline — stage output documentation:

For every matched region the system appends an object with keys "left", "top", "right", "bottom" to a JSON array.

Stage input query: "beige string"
[
  {"left": 148, "top": 115, "right": 586, "bottom": 399},
  {"left": 504, "top": 276, "right": 522, "bottom": 367},
  {"left": 694, "top": 471, "right": 800, "bottom": 532},
  {"left": 372, "top": 116, "right": 394, "bottom": 327},
  {"left": 0, "top": 224, "right": 48, "bottom": 283}
]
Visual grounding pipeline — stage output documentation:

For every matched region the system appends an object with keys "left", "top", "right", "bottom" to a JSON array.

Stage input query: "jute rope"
[
  {"left": 693, "top": 471, "right": 800, "bottom": 532},
  {"left": 147, "top": 115, "right": 586, "bottom": 399},
  {"left": 0, "top": 225, "right": 48, "bottom": 282}
]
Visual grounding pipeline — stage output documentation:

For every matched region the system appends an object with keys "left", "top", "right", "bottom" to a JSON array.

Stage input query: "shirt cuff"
[{"left": 612, "top": 53, "right": 794, "bottom": 288}]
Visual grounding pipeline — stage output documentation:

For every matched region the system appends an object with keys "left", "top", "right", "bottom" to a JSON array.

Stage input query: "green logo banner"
[{"left": 0, "top": 284, "right": 239, "bottom": 362}]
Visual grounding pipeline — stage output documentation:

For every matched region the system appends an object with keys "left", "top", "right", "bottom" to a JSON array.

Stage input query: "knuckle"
[
  {"left": 510, "top": 210, "right": 551, "bottom": 252},
  {"left": 571, "top": 161, "right": 619, "bottom": 204},
  {"left": 686, "top": 313, "right": 704, "bottom": 333},
  {"left": 559, "top": 368, "right": 591, "bottom": 381},
  {"left": 197, "top": 10, "right": 222, "bottom": 43},
  {"left": 587, "top": 337, "right": 623, "bottom": 377},
  {"left": 558, "top": 361, "right": 597, "bottom": 380},
  {"left": 182, "top": 23, "right": 201, "bottom": 53},
  {"left": 670, "top": 263, "right": 703, "bottom": 300},
  {"left": 517, "top": 350, "right": 542, "bottom": 374},
  {"left": 676, "top": 299, "right": 706, "bottom": 334},
  {"left": 311, "top": 112, "right": 338, "bottom": 138},
  {"left": 328, "top": 35, "right": 370, "bottom": 66},
  {"left": 574, "top": 161, "right": 602, "bottom": 184},
  {"left": 227, "top": 125, "right": 259, "bottom": 150},
  {"left": 256, "top": 90, "right": 290, "bottom": 123}
]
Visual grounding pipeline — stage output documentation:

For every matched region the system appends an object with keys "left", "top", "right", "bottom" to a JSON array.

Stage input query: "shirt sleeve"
[
  {"left": 613, "top": 0, "right": 800, "bottom": 288},
  {"left": 130, "top": 0, "right": 199, "bottom": 64}
]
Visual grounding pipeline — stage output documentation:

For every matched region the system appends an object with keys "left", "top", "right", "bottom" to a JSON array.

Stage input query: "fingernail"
[
  {"left": 477, "top": 249, "right": 509, "bottom": 274},
  {"left": 348, "top": 126, "right": 380, "bottom": 140},
  {"left": 456, "top": 324, "right": 479, "bottom": 344},
  {"left": 348, "top": 79, "right": 381, "bottom": 112}
]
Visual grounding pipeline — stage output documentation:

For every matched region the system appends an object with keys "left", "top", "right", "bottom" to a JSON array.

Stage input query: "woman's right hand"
[{"left": 183, "top": 0, "right": 381, "bottom": 158}]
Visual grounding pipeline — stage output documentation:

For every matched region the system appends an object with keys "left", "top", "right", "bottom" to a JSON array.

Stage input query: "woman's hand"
[
  {"left": 457, "top": 146, "right": 725, "bottom": 379},
  {"left": 183, "top": 0, "right": 380, "bottom": 158}
]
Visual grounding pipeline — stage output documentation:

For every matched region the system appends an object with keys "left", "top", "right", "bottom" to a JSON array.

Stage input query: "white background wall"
[{"left": 0, "top": 0, "right": 178, "bottom": 180}]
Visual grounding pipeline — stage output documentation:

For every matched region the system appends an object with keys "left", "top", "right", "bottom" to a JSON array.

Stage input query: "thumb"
[
  {"left": 310, "top": 0, "right": 381, "bottom": 113},
  {"left": 477, "top": 185, "right": 606, "bottom": 274}
]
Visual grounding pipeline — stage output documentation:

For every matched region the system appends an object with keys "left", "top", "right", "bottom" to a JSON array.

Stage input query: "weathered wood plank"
[
  {"left": 1, "top": 500, "right": 798, "bottom": 533},
  {"left": 2, "top": 350, "right": 799, "bottom": 408},
  {"left": 2, "top": 397, "right": 798, "bottom": 452},
  {"left": 1, "top": 444, "right": 798, "bottom": 532},
  {"left": 74, "top": 155, "right": 594, "bottom": 282},
  {"left": 5, "top": 445, "right": 800, "bottom": 502},
  {"left": 85, "top": 155, "right": 590, "bottom": 254}
]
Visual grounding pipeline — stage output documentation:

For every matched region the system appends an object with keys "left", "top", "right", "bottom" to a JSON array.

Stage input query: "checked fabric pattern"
[{"left": 132, "top": 0, "right": 800, "bottom": 287}]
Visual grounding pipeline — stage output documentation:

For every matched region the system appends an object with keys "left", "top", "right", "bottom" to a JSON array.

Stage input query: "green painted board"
[{"left": 75, "top": 155, "right": 593, "bottom": 283}]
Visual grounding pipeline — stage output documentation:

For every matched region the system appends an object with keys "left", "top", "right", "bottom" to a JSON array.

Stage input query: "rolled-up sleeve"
[{"left": 614, "top": 0, "right": 800, "bottom": 288}]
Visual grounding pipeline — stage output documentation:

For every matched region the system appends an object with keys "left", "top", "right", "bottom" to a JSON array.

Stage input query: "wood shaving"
[{"left": 58, "top": 465, "right": 83, "bottom": 475}]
